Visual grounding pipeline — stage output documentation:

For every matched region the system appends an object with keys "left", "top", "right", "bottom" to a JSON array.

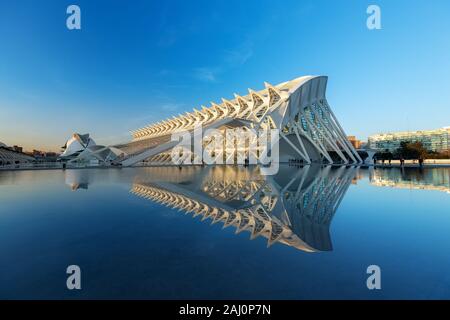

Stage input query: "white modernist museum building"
[
  {"left": 113, "top": 76, "right": 362, "bottom": 166},
  {"left": 60, "top": 133, "right": 123, "bottom": 164},
  {"left": 65, "top": 76, "right": 361, "bottom": 166}
]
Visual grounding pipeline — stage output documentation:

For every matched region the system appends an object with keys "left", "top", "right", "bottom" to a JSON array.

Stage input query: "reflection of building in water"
[
  {"left": 370, "top": 168, "right": 450, "bottom": 194},
  {"left": 131, "top": 166, "right": 356, "bottom": 252},
  {"left": 65, "top": 169, "right": 90, "bottom": 190}
]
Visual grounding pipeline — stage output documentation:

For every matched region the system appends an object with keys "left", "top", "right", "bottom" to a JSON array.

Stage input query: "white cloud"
[
  {"left": 193, "top": 40, "right": 254, "bottom": 82},
  {"left": 224, "top": 41, "right": 254, "bottom": 66},
  {"left": 193, "top": 68, "right": 218, "bottom": 82}
]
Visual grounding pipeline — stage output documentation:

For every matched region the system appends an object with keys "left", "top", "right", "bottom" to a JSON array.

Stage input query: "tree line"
[{"left": 375, "top": 141, "right": 450, "bottom": 161}]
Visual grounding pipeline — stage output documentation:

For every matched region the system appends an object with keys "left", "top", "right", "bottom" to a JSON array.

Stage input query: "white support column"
[
  {"left": 304, "top": 116, "right": 334, "bottom": 164},
  {"left": 310, "top": 108, "right": 350, "bottom": 163},
  {"left": 292, "top": 123, "right": 312, "bottom": 164},
  {"left": 324, "top": 100, "right": 362, "bottom": 163},
  {"left": 280, "top": 132, "right": 310, "bottom": 163}
]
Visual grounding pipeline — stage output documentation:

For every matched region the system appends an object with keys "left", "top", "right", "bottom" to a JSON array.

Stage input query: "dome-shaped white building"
[
  {"left": 59, "top": 133, "right": 126, "bottom": 165},
  {"left": 60, "top": 133, "right": 96, "bottom": 159}
]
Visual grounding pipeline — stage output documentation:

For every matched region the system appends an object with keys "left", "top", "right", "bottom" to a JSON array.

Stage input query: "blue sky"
[{"left": 1, "top": 0, "right": 449, "bottom": 151}]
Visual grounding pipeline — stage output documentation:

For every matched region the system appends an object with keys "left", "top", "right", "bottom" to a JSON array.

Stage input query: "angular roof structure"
[
  {"left": 116, "top": 76, "right": 362, "bottom": 166},
  {"left": 60, "top": 133, "right": 96, "bottom": 159}
]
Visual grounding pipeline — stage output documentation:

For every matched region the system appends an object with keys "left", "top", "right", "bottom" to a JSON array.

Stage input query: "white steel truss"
[{"left": 120, "top": 76, "right": 362, "bottom": 166}]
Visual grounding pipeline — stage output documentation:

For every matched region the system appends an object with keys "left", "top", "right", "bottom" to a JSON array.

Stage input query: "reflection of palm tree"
[{"left": 131, "top": 165, "right": 356, "bottom": 252}]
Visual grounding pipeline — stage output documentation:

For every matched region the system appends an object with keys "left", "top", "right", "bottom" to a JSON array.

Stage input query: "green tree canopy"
[{"left": 396, "top": 141, "right": 428, "bottom": 160}]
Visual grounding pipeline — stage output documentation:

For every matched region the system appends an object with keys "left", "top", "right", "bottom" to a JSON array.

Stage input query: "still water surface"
[{"left": 0, "top": 165, "right": 449, "bottom": 299}]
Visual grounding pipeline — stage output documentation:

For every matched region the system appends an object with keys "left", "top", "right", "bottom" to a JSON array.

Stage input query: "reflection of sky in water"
[{"left": 0, "top": 166, "right": 449, "bottom": 299}]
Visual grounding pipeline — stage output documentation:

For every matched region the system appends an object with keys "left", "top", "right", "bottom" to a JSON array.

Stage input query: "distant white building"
[
  {"left": 368, "top": 127, "right": 450, "bottom": 152},
  {"left": 60, "top": 133, "right": 125, "bottom": 164},
  {"left": 60, "top": 133, "right": 96, "bottom": 158}
]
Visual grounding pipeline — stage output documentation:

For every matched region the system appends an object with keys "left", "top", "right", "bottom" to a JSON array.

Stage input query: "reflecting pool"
[{"left": 1, "top": 166, "right": 450, "bottom": 299}]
